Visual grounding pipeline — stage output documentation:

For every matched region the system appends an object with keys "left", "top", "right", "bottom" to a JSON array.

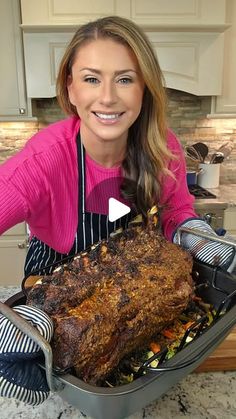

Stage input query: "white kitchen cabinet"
[
  {"left": 129, "top": 0, "right": 226, "bottom": 28},
  {"left": 20, "top": 0, "right": 226, "bottom": 28},
  {"left": 210, "top": 0, "right": 236, "bottom": 116},
  {"left": 0, "top": 223, "right": 28, "bottom": 286},
  {"left": 0, "top": 0, "right": 27, "bottom": 118},
  {"left": 223, "top": 207, "right": 236, "bottom": 238},
  {"left": 20, "top": 0, "right": 130, "bottom": 26}
]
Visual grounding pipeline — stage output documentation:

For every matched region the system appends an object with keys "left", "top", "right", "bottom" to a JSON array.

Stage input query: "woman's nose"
[{"left": 99, "top": 81, "right": 118, "bottom": 105}]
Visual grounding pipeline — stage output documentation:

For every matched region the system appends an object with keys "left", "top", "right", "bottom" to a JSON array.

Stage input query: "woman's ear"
[
  {"left": 67, "top": 74, "right": 72, "bottom": 87},
  {"left": 67, "top": 75, "right": 76, "bottom": 106}
]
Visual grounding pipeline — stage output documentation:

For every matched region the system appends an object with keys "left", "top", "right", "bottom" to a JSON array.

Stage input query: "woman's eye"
[
  {"left": 118, "top": 77, "right": 133, "bottom": 84},
  {"left": 84, "top": 77, "right": 99, "bottom": 84}
]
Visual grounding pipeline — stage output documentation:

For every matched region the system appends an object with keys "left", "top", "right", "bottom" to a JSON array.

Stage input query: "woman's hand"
[
  {"left": 0, "top": 305, "right": 53, "bottom": 405},
  {"left": 173, "top": 218, "right": 236, "bottom": 272}
]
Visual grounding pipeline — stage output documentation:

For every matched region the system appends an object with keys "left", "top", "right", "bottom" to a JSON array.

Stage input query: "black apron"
[{"left": 24, "top": 133, "right": 133, "bottom": 276}]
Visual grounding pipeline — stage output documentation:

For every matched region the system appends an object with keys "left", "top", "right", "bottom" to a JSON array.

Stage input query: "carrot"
[
  {"left": 183, "top": 321, "right": 195, "bottom": 330},
  {"left": 149, "top": 342, "right": 161, "bottom": 354},
  {"left": 161, "top": 329, "right": 175, "bottom": 339}
]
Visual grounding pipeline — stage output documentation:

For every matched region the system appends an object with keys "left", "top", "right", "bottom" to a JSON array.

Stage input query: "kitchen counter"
[
  {"left": 1, "top": 287, "right": 236, "bottom": 419},
  {"left": 194, "top": 183, "right": 236, "bottom": 210}
]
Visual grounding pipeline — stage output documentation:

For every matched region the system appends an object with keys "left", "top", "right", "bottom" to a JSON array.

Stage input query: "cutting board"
[{"left": 195, "top": 325, "right": 236, "bottom": 372}]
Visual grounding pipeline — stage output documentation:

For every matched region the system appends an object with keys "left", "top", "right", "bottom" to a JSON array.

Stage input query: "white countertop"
[
  {"left": 1, "top": 287, "right": 236, "bottom": 419},
  {"left": 0, "top": 372, "right": 236, "bottom": 419},
  {"left": 194, "top": 183, "right": 236, "bottom": 210}
]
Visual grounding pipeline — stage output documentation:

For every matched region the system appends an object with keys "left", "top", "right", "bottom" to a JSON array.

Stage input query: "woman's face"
[{"left": 67, "top": 38, "right": 144, "bottom": 145}]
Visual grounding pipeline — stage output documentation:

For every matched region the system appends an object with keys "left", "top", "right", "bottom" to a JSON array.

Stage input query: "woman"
[{"left": 0, "top": 16, "right": 235, "bottom": 405}]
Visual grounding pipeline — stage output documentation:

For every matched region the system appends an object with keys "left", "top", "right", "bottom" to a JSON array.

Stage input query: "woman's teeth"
[{"left": 94, "top": 112, "right": 121, "bottom": 120}]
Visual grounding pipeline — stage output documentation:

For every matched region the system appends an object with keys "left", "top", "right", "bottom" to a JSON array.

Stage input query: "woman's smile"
[{"left": 92, "top": 111, "right": 125, "bottom": 124}]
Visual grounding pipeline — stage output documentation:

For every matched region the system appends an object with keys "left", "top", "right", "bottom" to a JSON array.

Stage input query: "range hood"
[{"left": 21, "top": 0, "right": 230, "bottom": 98}]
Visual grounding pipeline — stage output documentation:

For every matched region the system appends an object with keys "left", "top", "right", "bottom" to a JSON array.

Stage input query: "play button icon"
[{"left": 108, "top": 198, "right": 131, "bottom": 222}]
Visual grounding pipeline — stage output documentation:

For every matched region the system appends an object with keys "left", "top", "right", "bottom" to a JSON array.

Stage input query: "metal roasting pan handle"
[
  {"left": 0, "top": 301, "right": 63, "bottom": 392},
  {"left": 176, "top": 226, "right": 236, "bottom": 249}
]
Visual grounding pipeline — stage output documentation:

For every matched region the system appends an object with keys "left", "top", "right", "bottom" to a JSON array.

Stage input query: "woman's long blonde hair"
[{"left": 56, "top": 16, "right": 174, "bottom": 216}]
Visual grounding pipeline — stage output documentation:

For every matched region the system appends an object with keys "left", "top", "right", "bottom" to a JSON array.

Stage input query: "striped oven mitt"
[
  {"left": 0, "top": 305, "right": 53, "bottom": 405},
  {"left": 173, "top": 218, "right": 236, "bottom": 271}
]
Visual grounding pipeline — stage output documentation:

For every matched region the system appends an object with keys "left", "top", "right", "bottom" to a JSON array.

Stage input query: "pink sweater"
[{"left": 0, "top": 116, "right": 197, "bottom": 253}]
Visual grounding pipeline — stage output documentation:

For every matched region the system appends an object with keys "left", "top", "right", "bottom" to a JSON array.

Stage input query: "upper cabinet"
[
  {"left": 20, "top": 0, "right": 130, "bottom": 26},
  {"left": 0, "top": 0, "right": 27, "bottom": 118},
  {"left": 210, "top": 0, "right": 236, "bottom": 116},
  {"left": 129, "top": 0, "right": 227, "bottom": 29},
  {"left": 20, "top": 0, "right": 229, "bottom": 98},
  {"left": 20, "top": 0, "right": 227, "bottom": 29}
]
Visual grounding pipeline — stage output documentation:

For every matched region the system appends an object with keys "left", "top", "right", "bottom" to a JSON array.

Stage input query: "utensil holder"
[{"left": 197, "top": 163, "right": 220, "bottom": 188}]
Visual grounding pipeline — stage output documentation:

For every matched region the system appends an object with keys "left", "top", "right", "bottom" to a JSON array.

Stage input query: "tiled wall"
[
  {"left": 166, "top": 90, "right": 236, "bottom": 184},
  {"left": 0, "top": 89, "right": 235, "bottom": 183}
]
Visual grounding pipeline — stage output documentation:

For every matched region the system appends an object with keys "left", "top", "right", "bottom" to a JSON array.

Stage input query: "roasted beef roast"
[{"left": 27, "top": 210, "right": 194, "bottom": 384}]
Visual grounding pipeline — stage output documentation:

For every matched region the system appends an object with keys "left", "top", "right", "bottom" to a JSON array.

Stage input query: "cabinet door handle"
[{"left": 18, "top": 240, "right": 29, "bottom": 249}]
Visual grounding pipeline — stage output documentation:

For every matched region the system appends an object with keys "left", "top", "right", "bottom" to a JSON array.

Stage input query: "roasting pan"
[{"left": 1, "top": 228, "right": 236, "bottom": 419}]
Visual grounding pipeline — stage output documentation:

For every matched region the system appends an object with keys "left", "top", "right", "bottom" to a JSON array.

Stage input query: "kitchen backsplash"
[{"left": 0, "top": 89, "right": 235, "bottom": 183}]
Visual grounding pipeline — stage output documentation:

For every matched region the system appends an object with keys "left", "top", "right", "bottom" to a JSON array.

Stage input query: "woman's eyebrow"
[{"left": 79, "top": 67, "right": 138, "bottom": 75}]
